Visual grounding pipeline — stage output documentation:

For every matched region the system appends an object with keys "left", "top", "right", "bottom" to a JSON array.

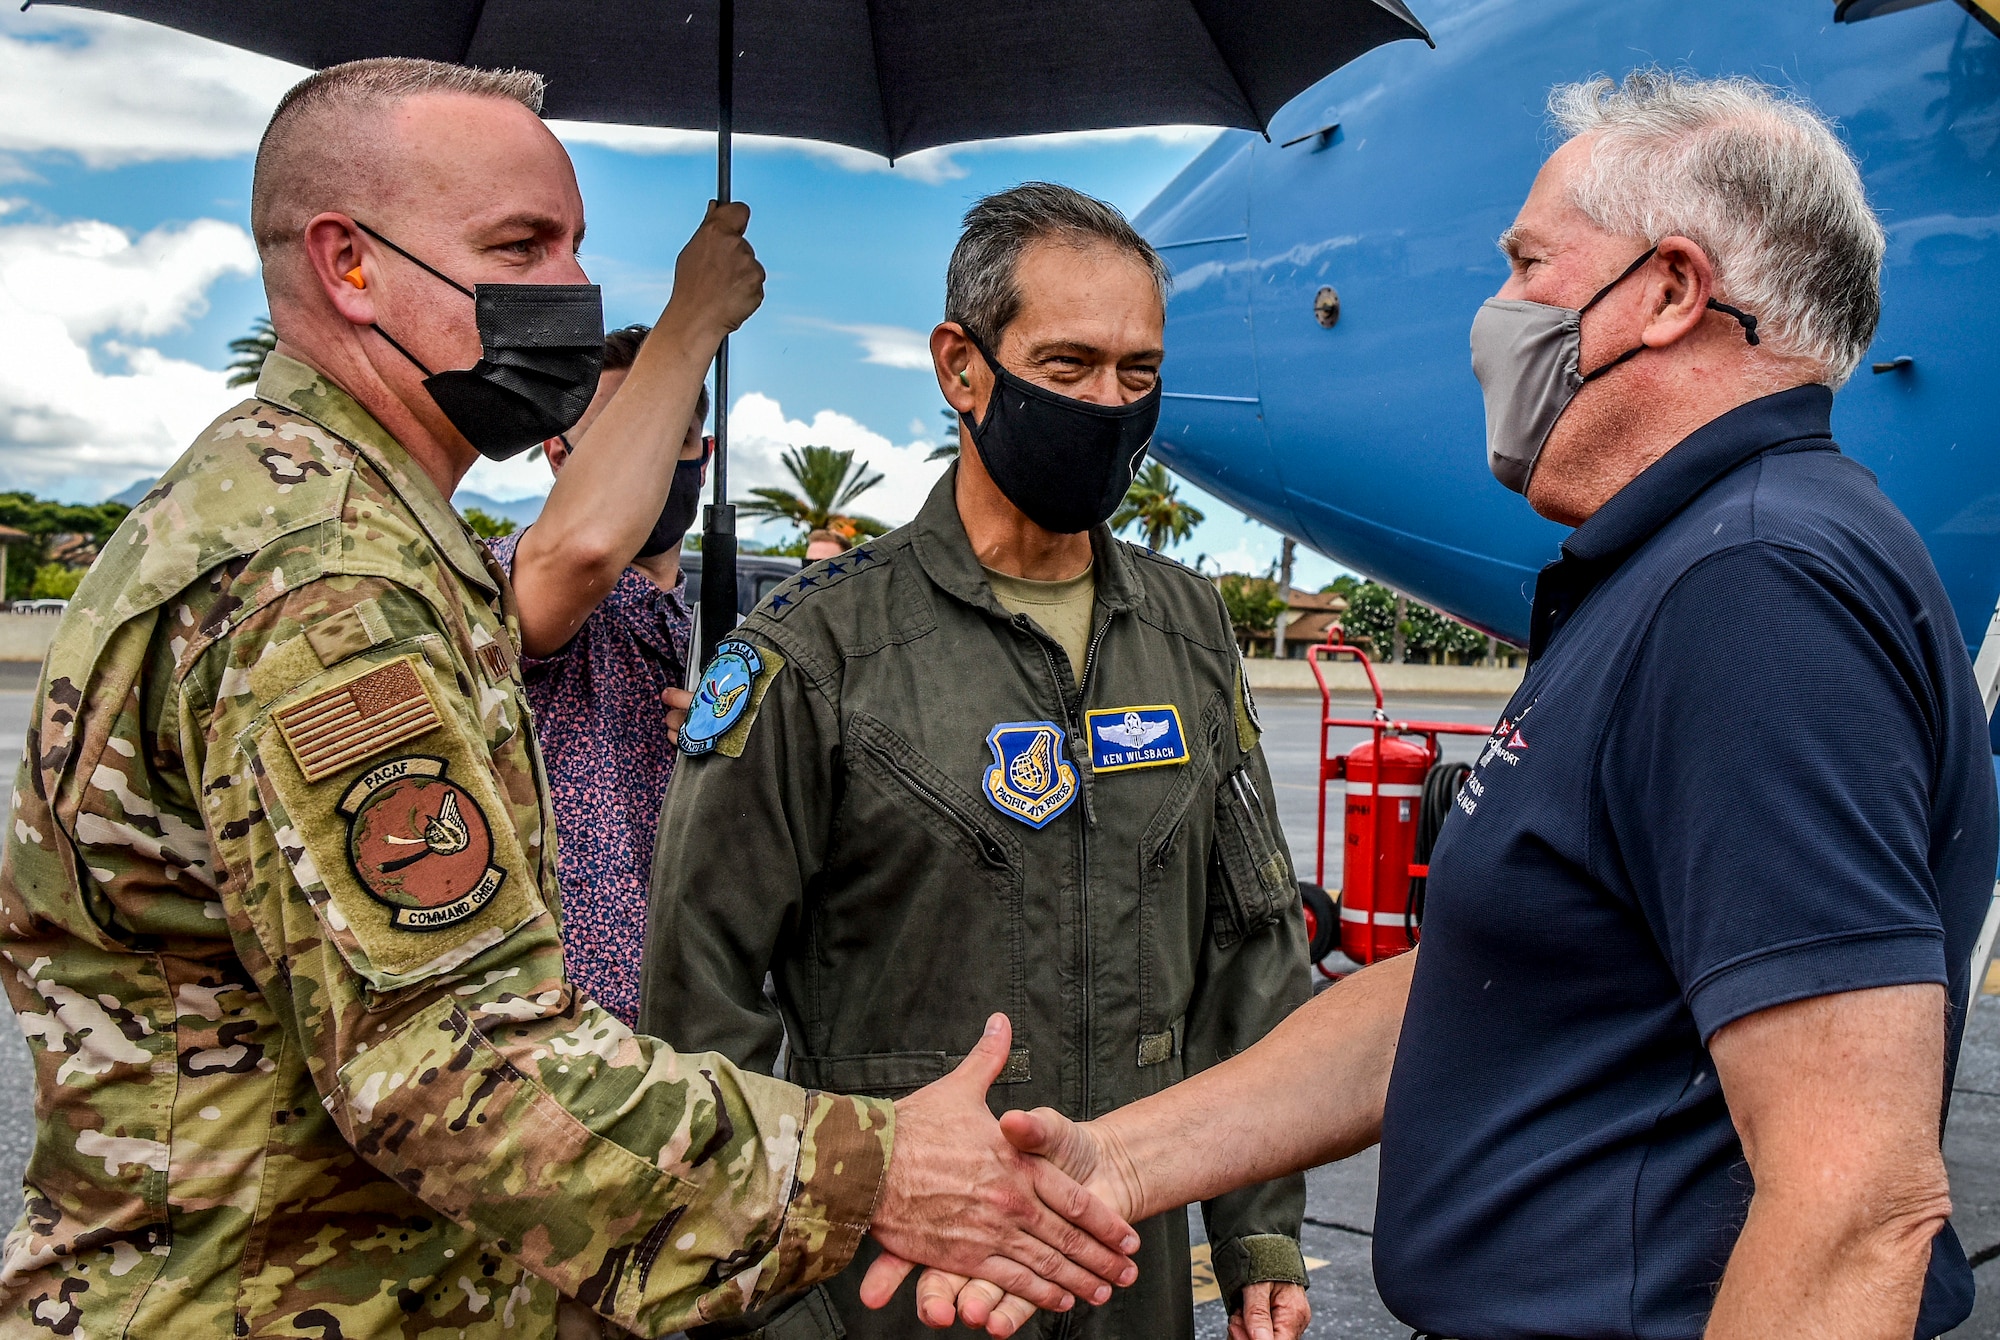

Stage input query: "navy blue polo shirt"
[{"left": 1374, "top": 386, "right": 1998, "bottom": 1340}]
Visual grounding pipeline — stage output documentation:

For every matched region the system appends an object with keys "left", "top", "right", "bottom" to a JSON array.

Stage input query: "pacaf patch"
[
  {"left": 342, "top": 756, "right": 504, "bottom": 931},
  {"left": 982, "top": 721, "right": 1079, "bottom": 829},
  {"left": 681, "top": 639, "right": 784, "bottom": 758},
  {"left": 255, "top": 650, "right": 545, "bottom": 989},
  {"left": 1087, "top": 705, "right": 1189, "bottom": 773}
]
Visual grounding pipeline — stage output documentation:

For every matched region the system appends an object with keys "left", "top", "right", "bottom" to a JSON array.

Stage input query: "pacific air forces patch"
[
  {"left": 983, "top": 720, "right": 1079, "bottom": 828},
  {"left": 682, "top": 638, "right": 784, "bottom": 758}
]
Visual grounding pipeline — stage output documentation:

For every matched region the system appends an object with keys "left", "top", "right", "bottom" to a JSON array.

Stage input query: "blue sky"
[{"left": 0, "top": 7, "right": 1348, "bottom": 587}]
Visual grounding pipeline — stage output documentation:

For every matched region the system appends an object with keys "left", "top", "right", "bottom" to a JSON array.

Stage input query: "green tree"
[
  {"left": 1218, "top": 574, "right": 1287, "bottom": 652},
  {"left": 1317, "top": 577, "right": 1520, "bottom": 664},
  {"left": 1330, "top": 579, "right": 1398, "bottom": 656},
  {"left": 1112, "top": 462, "right": 1205, "bottom": 552},
  {"left": 227, "top": 316, "right": 278, "bottom": 389},
  {"left": 461, "top": 507, "right": 517, "bottom": 539},
  {"left": 1405, "top": 601, "right": 1492, "bottom": 664},
  {"left": 736, "top": 445, "right": 888, "bottom": 543},
  {"left": 29, "top": 564, "right": 83, "bottom": 600},
  {"left": 928, "top": 407, "right": 961, "bottom": 462},
  {"left": 0, "top": 492, "right": 131, "bottom": 601}
]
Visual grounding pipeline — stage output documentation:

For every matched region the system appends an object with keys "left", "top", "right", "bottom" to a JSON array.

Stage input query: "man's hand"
[
  {"left": 666, "top": 200, "right": 765, "bottom": 341},
  {"left": 1231, "top": 1282, "right": 1310, "bottom": 1340},
  {"left": 868, "top": 1104, "right": 1143, "bottom": 1336},
  {"left": 662, "top": 686, "right": 691, "bottom": 745},
  {"left": 868, "top": 956, "right": 1417, "bottom": 1334},
  {"left": 865, "top": 1016, "right": 1140, "bottom": 1321}
]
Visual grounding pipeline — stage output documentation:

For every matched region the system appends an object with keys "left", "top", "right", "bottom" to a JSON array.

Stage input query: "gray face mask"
[{"left": 1469, "top": 246, "right": 1760, "bottom": 494}]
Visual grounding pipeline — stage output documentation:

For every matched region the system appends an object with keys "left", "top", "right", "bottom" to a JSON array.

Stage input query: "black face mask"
[
  {"left": 635, "top": 436, "right": 712, "bottom": 558},
  {"left": 357, "top": 222, "right": 604, "bottom": 461},
  {"left": 960, "top": 333, "right": 1162, "bottom": 535}
]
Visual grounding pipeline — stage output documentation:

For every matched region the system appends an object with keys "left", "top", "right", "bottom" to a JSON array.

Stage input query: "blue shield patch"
[
  {"left": 680, "top": 640, "right": 764, "bottom": 757},
  {"left": 1086, "top": 705, "right": 1189, "bottom": 774},
  {"left": 982, "top": 721, "right": 1079, "bottom": 829}
]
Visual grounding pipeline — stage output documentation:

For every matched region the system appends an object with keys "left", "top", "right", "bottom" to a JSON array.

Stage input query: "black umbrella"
[{"left": 36, "top": 0, "right": 1432, "bottom": 665}]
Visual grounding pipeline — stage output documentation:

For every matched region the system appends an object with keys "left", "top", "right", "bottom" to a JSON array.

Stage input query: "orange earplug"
[{"left": 344, "top": 267, "right": 366, "bottom": 290}]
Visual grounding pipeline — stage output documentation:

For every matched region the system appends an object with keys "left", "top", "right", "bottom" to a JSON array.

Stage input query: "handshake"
[{"left": 854, "top": 1013, "right": 1307, "bottom": 1340}]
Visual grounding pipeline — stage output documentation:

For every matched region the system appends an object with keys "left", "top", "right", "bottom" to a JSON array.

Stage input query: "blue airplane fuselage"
[{"left": 1136, "top": 0, "right": 2000, "bottom": 655}]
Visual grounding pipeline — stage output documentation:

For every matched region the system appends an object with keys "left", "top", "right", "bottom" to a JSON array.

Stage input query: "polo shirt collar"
[
  {"left": 1529, "top": 383, "right": 1835, "bottom": 659},
  {"left": 256, "top": 352, "right": 498, "bottom": 596},
  {"left": 909, "top": 462, "right": 1144, "bottom": 618}
]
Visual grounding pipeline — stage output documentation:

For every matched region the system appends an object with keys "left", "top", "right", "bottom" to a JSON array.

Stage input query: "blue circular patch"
[{"left": 680, "top": 640, "right": 764, "bottom": 756}]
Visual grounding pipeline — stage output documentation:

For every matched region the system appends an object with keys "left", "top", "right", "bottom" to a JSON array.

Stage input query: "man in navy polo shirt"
[{"left": 885, "top": 71, "right": 1999, "bottom": 1340}]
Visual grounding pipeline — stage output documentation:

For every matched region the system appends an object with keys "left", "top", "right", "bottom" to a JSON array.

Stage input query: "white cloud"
[
  {"left": 793, "top": 317, "right": 933, "bottom": 370},
  {"left": 458, "top": 391, "right": 950, "bottom": 537},
  {"left": 0, "top": 10, "right": 301, "bottom": 166},
  {"left": 1199, "top": 539, "right": 1279, "bottom": 578},
  {"left": 0, "top": 216, "right": 257, "bottom": 493},
  {"left": 0, "top": 217, "right": 257, "bottom": 340},
  {"left": 458, "top": 448, "right": 560, "bottom": 504},
  {"left": 726, "top": 391, "right": 947, "bottom": 536}
]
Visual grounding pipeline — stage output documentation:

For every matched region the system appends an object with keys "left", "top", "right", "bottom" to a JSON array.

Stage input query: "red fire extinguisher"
[{"left": 1339, "top": 735, "right": 1432, "bottom": 964}]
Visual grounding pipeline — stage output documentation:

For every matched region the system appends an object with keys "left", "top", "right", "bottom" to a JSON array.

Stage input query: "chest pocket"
[
  {"left": 1209, "top": 759, "right": 1295, "bottom": 948},
  {"left": 1138, "top": 696, "right": 1226, "bottom": 1029},
  {"left": 820, "top": 714, "right": 1026, "bottom": 1054}
]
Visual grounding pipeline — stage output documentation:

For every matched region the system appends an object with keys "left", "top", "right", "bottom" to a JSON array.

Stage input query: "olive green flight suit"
[
  {"left": 643, "top": 466, "right": 1310, "bottom": 1339},
  {"left": 0, "top": 355, "right": 891, "bottom": 1338}
]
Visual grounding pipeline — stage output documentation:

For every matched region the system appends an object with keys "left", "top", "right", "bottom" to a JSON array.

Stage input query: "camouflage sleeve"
[{"left": 191, "top": 576, "right": 893, "bottom": 1336}]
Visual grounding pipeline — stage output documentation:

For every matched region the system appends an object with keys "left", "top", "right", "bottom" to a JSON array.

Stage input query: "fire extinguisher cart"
[{"left": 1301, "top": 636, "right": 1491, "bottom": 977}]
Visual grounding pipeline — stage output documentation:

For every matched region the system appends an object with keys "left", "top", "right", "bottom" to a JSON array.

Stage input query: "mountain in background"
[
  {"left": 454, "top": 492, "right": 545, "bottom": 526},
  {"left": 103, "top": 478, "right": 546, "bottom": 528}
]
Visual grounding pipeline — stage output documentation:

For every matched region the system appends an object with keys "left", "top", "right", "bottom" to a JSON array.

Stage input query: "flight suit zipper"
[
  {"left": 855, "top": 736, "right": 1010, "bottom": 869},
  {"left": 1074, "top": 616, "right": 1112, "bottom": 1114},
  {"left": 1018, "top": 610, "right": 1115, "bottom": 1115}
]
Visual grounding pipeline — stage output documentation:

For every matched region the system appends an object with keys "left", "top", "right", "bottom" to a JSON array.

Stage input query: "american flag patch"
[{"left": 276, "top": 658, "right": 441, "bottom": 783}]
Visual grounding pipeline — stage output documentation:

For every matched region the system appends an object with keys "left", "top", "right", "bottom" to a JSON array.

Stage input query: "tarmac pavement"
[{"left": 0, "top": 675, "right": 1996, "bottom": 1336}]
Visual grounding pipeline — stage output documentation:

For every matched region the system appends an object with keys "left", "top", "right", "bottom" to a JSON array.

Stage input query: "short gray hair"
[
  {"left": 1550, "top": 70, "right": 1884, "bottom": 386},
  {"left": 252, "top": 58, "right": 547, "bottom": 254},
  {"left": 945, "top": 182, "right": 1171, "bottom": 345}
]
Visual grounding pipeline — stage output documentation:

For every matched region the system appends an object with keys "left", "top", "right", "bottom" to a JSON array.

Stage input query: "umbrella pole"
[{"left": 697, "top": 0, "right": 737, "bottom": 671}]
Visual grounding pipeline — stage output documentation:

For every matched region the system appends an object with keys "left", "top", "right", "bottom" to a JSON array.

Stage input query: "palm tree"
[
  {"left": 737, "top": 445, "right": 889, "bottom": 541},
  {"left": 928, "top": 406, "right": 962, "bottom": 462},
  {"left": 226, "top": 316, "right": 277, "bottom": 388},
  {"left": 1112, "top": 462, "right": 1205, "bottom": 552}
]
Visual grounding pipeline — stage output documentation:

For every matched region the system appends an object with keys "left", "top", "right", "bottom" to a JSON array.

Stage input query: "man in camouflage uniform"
[{"left": 0, "top": 58, "right": 1135, "bottom": 1339}]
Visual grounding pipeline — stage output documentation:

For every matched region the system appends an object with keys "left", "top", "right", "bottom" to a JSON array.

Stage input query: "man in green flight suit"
[
  {"left": 644, "top": 183, "right": 1312, "bottom": 1340},
  {"left": 0, "top": 61, "right": 1142, "bottom": 1339}
]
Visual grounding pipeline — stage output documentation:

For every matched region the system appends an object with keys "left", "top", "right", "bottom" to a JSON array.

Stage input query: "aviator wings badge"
[{"left": 982, "top": 720, "right": 1079, "bottom": 829}]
